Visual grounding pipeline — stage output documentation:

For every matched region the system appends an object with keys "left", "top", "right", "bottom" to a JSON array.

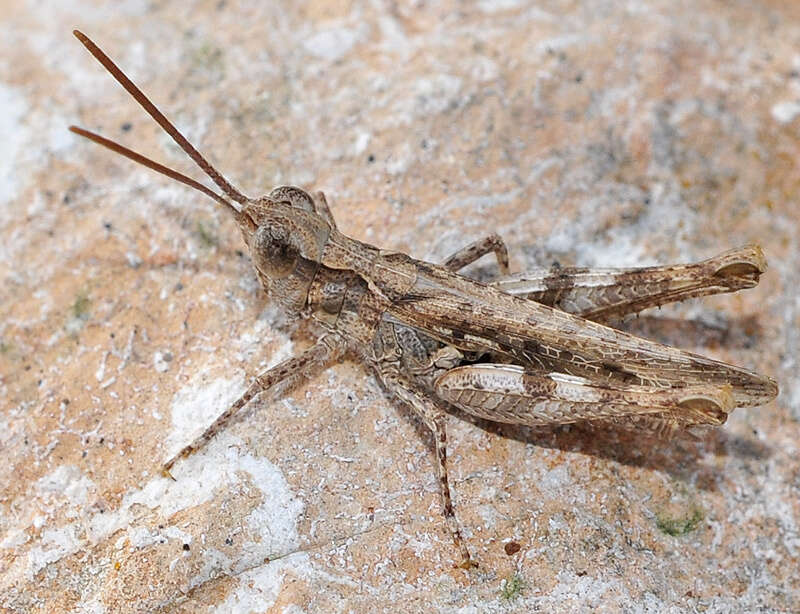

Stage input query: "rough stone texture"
[{"left": 1, "top": 1, "right": 799, "bottom": 612}]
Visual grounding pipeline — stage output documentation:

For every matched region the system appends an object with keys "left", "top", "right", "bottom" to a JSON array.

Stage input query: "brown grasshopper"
[{"left": 69, "top": 30, "right": 778, "bottom": 568}]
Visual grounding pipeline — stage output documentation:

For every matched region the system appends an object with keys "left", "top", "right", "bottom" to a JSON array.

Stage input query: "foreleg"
[
  {"left": 375, "top": 359, "right": 477, "bottom": 569},
  {"left": 164, "top": 335, "right": 343, "bottom": 473}
]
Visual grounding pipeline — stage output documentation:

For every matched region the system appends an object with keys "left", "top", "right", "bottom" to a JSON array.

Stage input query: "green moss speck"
[
  {"left": 656, "top": 507, "right": 704, "bottom": 536},
  {"left": 71, "top": 292, "right": 91, "bottom": 320},
  {"left": 194, "top": 221, "right": 218, "bottom": 248},
  {"left": 500, "top": 574, "right": 525, "bottom": 601},
  {"left": 191, "top": 43, "right": 223, "bottom": 71}
]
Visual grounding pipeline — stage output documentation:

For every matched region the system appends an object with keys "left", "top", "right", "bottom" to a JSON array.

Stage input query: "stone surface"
[{"left": 1, "top": 1, "right": 799, "bottom": 612}]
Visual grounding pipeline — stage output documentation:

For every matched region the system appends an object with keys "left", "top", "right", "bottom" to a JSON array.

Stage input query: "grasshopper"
[{"left": 69, "top": 30, "right": 778, "bottom": 568}]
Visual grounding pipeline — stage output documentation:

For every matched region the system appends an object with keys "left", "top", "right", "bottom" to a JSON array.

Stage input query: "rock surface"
[{"left": 1, "top": 1, "right": 798, "bottom": 612}]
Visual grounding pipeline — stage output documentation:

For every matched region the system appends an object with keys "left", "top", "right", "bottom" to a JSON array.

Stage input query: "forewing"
[{"left": 385, "top": 260, "right": 777, "bottom": 408}]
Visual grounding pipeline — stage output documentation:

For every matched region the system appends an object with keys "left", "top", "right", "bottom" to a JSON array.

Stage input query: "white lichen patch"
[
  {"left": 478, "top": 0, "right": 525, "bottom": 13},
  {"left": 771, "top": 101, "right": 800, "bottom": 124},
  {"left": 0, "top": 529, "right": 28, "bottom": 549},
  {"left": 35, "top": 465, "right": 96, "bottom": 511},
  {"left": 164, "top": 367, "right": 247, "bottom": 460},
  {"left": 170, "top": 438, "right": 308, "bottom": 609},
  {"left": 240, "top": 452, "right": 304, "bottom": 556},
  {"left": 27, "top": 526, "right": 80, "bottom": 579},
  {"left": 0, "top": 83, "right": 29, "bottom": 210},
  {"left": 2, "top": 430, "right": 313, "bottom": 607},
  {"left": 211, "top": 551, "right": 363, "bottom": 613},
  {"left": 388, "top": 74, "right": 463, "bottom": 124},
  {"left": 540, "top": 464, "right": 571, "bottom": 494},
  {"left": 210, "top": 560, "right": 297, "bottom": 613},
  {"left": 152, "top": 350, "right": 171, "bottom": 373},
  {"left": 303, "top": 26, "right": 360, "bottom": 61}
]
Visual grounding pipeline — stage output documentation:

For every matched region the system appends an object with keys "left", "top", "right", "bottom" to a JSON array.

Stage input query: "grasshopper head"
[
  {"left": 242, "top": 194, "right": 332, "bottom": 313},
  {"left": 68, "top": 32, "right": 330, "bottom": 315}
]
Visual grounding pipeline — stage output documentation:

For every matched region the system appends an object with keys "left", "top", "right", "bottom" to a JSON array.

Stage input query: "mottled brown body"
[{"left": 69, "top": 31, "right": 777, "bottom": 568}]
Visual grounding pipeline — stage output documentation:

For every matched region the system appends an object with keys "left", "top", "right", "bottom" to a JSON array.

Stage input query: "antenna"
[
  {"left": 71, "top": 30, "right": 250, "bottom": 206},
  {"left": 69, "top": 125, "right": 242, "bottom": 220}
]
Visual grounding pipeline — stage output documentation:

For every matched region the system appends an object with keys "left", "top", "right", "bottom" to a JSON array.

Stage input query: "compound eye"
[{"left": 251, "top": 224, "right": 299, "bottom": 279}]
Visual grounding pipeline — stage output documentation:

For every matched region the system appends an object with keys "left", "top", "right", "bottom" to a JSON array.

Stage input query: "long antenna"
[
  {"left": 69, "top": 126, "right": 242, "bottom": 220},
  {"left": 72, "top": 29, "right": 250, "bottom": 206}
]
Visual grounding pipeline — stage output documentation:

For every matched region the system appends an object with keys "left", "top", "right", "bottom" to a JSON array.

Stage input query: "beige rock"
[{"left": 1, "top": 1, "right": 798, "bottom": 612}]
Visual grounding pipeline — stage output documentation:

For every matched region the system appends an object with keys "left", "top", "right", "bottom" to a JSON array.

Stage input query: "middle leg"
[
  {"left": 375, "top": 359, "right": 477, "bottom": 569},
  {"left": 442, "top": 233, "right": 510, "bottom": 275}
]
